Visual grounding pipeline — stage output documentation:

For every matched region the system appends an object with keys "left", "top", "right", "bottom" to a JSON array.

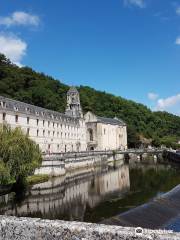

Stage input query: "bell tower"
[{"left": 65, "top": 87, "right": 83, "bottom": 118}]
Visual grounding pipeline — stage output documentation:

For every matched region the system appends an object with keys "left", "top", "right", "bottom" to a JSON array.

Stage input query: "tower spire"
[{"left": 65, "top": 87, "right": 83, "bottom": 118}]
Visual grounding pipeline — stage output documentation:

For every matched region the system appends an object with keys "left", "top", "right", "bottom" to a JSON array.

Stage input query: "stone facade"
[
  {"left": 0, "top": 87, "right": 127, "bottom": 153},
  {"left": 84, "top": 111, "right": 127, "bottom": 151}
]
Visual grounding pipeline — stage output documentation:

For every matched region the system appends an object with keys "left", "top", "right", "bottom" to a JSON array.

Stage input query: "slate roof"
[
  {"left": 97, "top": 116, "right": 126, "bottom": 126},
  {"left": 0, "top": 95, "right": 79, "bottom": 124}
]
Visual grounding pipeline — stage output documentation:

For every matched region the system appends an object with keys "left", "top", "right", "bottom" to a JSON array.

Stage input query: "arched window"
[{"left": 88, "top": 129, "right": 93, "bottom": 141}]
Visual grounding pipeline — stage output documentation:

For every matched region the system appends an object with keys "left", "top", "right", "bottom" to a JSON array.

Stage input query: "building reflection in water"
[{"left": 0, "top": 164, "right": 130, "bottom": 222}]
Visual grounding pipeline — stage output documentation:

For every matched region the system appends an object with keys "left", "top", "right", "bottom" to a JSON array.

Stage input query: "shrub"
[
  {"left": 0, "top": 160, "right": 12, "bottom": 185},
  {"left": 0, "top": 124, "right": 42, "bottom": 185}
]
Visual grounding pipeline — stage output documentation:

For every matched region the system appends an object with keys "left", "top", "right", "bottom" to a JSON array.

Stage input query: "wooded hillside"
[{"left": 0, "top": 54, "right": 180, "bottom": 148}]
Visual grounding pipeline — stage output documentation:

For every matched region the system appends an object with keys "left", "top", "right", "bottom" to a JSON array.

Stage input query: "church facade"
[
  {"left": 0, "top": 87, "right": 127, "bottom": 153},
  {"left": 84, "top": 111, "right": 127, "bottom": 151}
]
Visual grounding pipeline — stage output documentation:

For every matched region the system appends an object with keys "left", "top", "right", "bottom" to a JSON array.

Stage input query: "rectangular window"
[
  {"left": 27, "top": 128, "right": 30, "bottom": 136},
  {"left": 53, "top": 122, "right": 55, "bottom": 128},
  {"left": 43, "top": 130, "right": 45, "bottom": 136},
  {"left": 15, "top": 115, "right": 18, "bottom": 123},
  {"left": 53, "top": 131, "right": 55, "bottom": 136},
  {"left": 37, "top": 119, "right": 39, "bottom": 126},
  {"left": 48, "top": 130, "right": 50, "bottom": 136},
  {"left": 2, "top": 113, "right": 6, "bottom": 121},
  {"left": 48, "top": 121, "right": 50, "bottom": 127},
  {"left": 37, "top": 129, "right": 39, "bottom": 136},
  {"left": 43, "top": 120, "right": 45, "bottom": 126},
  {"left": 27, "top": 117, "right": 29, "bottom": 124}
]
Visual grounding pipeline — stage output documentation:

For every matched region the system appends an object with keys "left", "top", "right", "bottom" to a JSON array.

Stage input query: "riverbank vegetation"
[
  {"left": 26, "top": 174, "right": 49, "bottom": 185},
  {"left": 0, "top": 124, "right": 42, "bottom": 186},
  {"left": 0, "top": 54, "right": 180, "bottom": 148}
]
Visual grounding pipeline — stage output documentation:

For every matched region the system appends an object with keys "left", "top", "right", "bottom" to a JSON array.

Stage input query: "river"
[{"left": 0, "top": 161, "right": 180, "bottom": 231}]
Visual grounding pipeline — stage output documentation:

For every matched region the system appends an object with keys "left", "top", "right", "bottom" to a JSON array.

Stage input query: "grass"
[{"left": 26, "top": 174, "right": 49, "bottom": 185}]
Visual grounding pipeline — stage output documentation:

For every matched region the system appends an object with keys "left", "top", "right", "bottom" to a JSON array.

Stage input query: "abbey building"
[{"left": 0, "top": 87, "right": 127, "bottom": 153}]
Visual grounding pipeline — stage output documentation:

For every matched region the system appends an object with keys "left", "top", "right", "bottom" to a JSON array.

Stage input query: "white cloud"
[
  {"left": 0, "top": 11, "right": 40, "bottom": 27},
  {"left": 148, "top": 92, "right": 159, "bottom": 101},
  {"left": 175, "top": 37, "right": 180, "bottom": 45},
  {"left": 124, "top": 0, "right": 145, "bottom": 8},
  {"left": 176, "top": 7, "right": 180, "bottom": 15},
  {"left": 0, "top": 33, "right": 27, "bottom": 66},
  {"left": 155, "top": 94, "right": 180, "bottom": 112}
]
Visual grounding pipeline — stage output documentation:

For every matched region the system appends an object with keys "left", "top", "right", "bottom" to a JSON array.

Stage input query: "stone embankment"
[
  {"left": 0, "top": 215, "right": 180, "bottom": 240},
  {"left": 35, "top": 151, "right": 124, "bottom": 176}
]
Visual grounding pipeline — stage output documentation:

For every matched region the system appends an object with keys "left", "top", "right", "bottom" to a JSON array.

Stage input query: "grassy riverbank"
[{"left": 26, "top": 174, "right": 49, "bottom": 185}]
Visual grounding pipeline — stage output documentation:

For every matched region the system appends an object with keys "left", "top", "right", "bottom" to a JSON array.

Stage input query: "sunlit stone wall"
[
  {"left": 0, "top": 215, "right": 179, "bottom": 240},
  {"left": 85, "top": 111, "right": 127, "bottom": 151}
]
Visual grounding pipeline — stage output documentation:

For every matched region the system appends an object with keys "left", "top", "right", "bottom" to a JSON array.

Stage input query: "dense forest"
[{"left": 0, "top": 54, "right": 180, "bottom": 148}]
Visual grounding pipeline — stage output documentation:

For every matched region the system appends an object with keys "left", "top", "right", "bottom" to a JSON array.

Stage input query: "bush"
[
  {"left": 0, "top": 161, "right": 12, "bottom": 185},
  {"left": 0, "top": 124, "right": 42, "bottom": 185},
  {"left": 26, "top": 174, "right": 49, "bottom": 185}
]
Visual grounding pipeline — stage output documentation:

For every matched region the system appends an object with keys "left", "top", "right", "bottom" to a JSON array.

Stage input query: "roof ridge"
[{"left": 0, "top": 95, "right": 78, "bottom": 120}]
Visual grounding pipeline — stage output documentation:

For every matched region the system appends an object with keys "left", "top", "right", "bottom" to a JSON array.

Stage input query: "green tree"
[{"left": 0, "top": 124, "right": 42, "bottom": 185}]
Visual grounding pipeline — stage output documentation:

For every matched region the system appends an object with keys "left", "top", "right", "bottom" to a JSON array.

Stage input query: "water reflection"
[
  {"left": 0, "top": 163, "right": 180, "bottom": 224},
  {"left": 0, "top": 164, "right": 130, "bottom": 221}
]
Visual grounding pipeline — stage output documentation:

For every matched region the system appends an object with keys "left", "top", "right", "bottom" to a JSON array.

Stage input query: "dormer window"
[
  {"left": 41, "top": 112, "right": 45, "bottom": 116},
  {"left": 1, "top": 101, "right": 6, "bottom": 108},
  {"left": 26, "top": 107, "right": 30, "bottom": 113},
  {"left": 14, "top": 106, "right": 18, "bottom": 111},
  {"left": 36, "top": 111, "right": 39, "bottom": 116}
]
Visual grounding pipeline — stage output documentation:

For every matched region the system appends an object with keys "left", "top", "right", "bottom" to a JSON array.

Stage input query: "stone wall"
[
  {"left": 0, "top": 215, "right": 179, "bottom": 240},
  {"left": 35, "top": 151, "right": 124, "bottom": 176}
]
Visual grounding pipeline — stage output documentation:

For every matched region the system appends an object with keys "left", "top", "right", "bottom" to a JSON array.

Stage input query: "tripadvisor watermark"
[{"left": 135, "top": 227, "right": 174, "bottom": 238}]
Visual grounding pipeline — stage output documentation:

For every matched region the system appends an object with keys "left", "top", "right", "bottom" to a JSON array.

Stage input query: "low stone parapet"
[{"left": 0, "top": 215, "right": 179, "bottom": 240}]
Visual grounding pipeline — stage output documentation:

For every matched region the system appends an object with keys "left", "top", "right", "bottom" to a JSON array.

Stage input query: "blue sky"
[{"left": 0, "top": 0, "right": 180, "bottom": 115}]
